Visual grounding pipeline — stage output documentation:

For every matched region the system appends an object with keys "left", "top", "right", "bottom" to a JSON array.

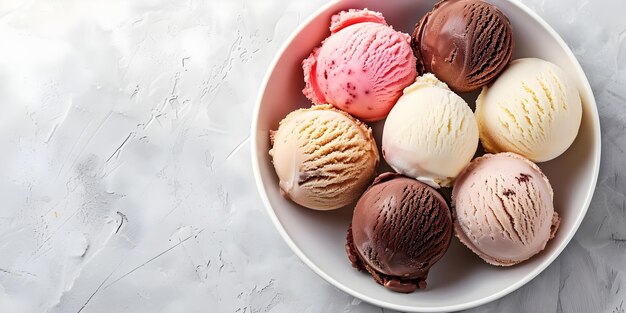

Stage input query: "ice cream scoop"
[
  {"left": 475, "top": 58, "right": 582, "bottom": 162},
  {"left": 411, "top": 0, "right": 513, "bottom": 93},
  {"left": 452, "top": 153, "right": 560, "bottom": 266},
  {"left": 269, "top": 104, "right": 379, "bottom": 210},
  {"left": 382, "top": 74, "right": 478, "bottom": 188},
  {"left": 346, "top": 173, "right": 452, "bottom": 293},
  {"left": 303, "top": 9, "right": 417, "bottom": 121}
]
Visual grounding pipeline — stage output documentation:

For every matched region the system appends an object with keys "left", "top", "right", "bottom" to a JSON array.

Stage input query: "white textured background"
[{"left": 0, "top": 0, "right": 624, "bottom": 312}]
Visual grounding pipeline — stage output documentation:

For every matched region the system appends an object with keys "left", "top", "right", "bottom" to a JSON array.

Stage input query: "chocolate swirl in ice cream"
[
  {"left": 269, "top": 105, "right": 379, "bottom": 210},
  {"left": 452, "top": 153, "right": 560, "bottom": 266}
]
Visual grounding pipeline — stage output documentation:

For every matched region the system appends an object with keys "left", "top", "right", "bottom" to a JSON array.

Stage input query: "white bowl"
[{"left": 251, "top": 0, "right": 601, "bottom": 311}]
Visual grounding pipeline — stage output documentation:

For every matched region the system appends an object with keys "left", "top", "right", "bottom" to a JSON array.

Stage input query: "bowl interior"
[{"left": 252, "top": 0, "right": 600, "bottom": 311}]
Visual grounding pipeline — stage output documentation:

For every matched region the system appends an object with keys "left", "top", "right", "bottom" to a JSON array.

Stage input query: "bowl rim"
[{"left": 250, "top": 0, "right": 601, "bottom": 311}]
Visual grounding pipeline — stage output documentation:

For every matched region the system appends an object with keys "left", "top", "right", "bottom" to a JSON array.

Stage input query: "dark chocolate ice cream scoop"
[
  {"left": 411, "top": 0, "right": 513, "bottom": 92},
  {"left": 346, "top": 173, "right": 452, "bottom": 293}
]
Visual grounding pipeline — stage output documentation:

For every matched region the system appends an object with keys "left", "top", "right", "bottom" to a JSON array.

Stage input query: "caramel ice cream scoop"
[{"left": 269, "top": 104, "right": 379, "bottom": 210}]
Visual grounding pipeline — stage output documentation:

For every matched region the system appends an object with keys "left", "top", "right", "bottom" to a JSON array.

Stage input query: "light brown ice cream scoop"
[{"left": 269, "top": 104, "right": 379, "bottom": 210}]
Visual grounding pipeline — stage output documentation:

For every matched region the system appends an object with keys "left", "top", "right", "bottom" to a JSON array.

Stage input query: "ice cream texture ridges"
[
  {"left": 476, "top": 58, "right": 582, "bottom": 162},
  {"left": 452, "top": 152, "right": 560, "bottom": 266},
  {"left": 269, "top": 104, "right": 379, "bottom": 210},
  {"left": 346, "top": 173, "right": 452, "bottom": 293},
  {"left": 411, "top": 0, "right": 514, "bottom": 93},
  {"left": 303, "top": 9, "right": 417, "bottom": 121}
]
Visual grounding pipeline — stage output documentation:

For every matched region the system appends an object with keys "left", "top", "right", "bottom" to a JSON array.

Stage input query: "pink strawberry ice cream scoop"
[
  {"left": 452, "top": 152, "right": 560, "bottom": 266},
  {"left": 303, "top": 9, "right": 417, "bottom": 122}
]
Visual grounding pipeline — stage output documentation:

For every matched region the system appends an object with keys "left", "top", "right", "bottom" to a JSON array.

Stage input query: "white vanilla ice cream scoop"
[
  {"left": 382, "top": 74, "right": 479, "bottom": 188},
  {"left": 475, "top": 58, "right": 582, "bottom": 162}
]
